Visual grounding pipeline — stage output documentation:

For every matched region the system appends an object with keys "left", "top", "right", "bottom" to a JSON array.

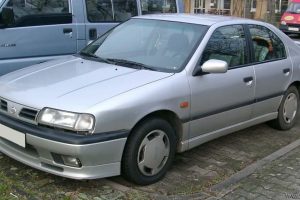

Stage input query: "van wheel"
[
  {"left": 122, "top": 118, "right": 177, "bottom": 185},
  {"left": 269, "top": 86, "right": 299, "bottom": 130}
]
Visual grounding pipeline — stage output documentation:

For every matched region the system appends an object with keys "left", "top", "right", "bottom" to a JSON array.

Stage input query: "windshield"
[
  {"left": 81, "top": 19, "right": 208, "bottom": 72},
  {"left": 286, "top": 2, "right": 300, "bottom": 13}
]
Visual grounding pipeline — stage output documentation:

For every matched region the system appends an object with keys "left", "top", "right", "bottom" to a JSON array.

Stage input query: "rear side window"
[
  {"left": 141, "top": 0, "right": 177, "bottom": 14},
  {"left": 86, "top": 0, "right": 138, "bottom": 22},
  {"left": 1, "top": 0, "right": 71, "bottom": 27},
  {"left": 200, "top": 25, "right": 248, "bottom": 69},
  {"left": 248, "top": 25, "right": 286, "bottom": 63}
]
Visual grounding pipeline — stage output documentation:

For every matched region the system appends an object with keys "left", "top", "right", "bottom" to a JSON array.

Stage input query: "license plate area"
[
  {"left": 288, "top": 27, "right": 299, "bottom": 32},
  {"left": 0, "top": 124, "right": 25, "bottom": 148}
]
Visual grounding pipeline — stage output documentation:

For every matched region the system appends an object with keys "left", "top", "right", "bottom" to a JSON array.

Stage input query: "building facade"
[{"left": 184, "top": 0, "right": 290, "bottom": 24}]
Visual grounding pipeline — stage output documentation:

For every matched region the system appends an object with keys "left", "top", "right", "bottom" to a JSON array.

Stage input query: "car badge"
[{"left": 10, "top": 106, "right": 17, "bottom": 115}]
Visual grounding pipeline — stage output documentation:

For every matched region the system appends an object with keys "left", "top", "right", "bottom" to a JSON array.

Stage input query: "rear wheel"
[
  {"left": 269, "top": 86, "right": 299, "bottom": 130},
  {"left": 122, "top": 118, "right": 177, "bottom": 185}
]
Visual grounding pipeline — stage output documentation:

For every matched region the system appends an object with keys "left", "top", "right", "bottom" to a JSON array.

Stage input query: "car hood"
[{"left": 0, "top": 56, "right": 173, "bottom": 111}]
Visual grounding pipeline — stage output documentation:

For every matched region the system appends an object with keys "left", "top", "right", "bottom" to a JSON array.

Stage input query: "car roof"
[{"left": 134, "top": 14, "right": 257, "bottom": 26}]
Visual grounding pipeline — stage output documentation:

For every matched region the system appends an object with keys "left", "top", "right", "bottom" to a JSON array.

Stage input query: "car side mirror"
[
  {"left": 193, "top": 59, "right": 228, "bottom": 76},
  {"left": 0, "top": 7, "right": 14, "bottom": 28}
]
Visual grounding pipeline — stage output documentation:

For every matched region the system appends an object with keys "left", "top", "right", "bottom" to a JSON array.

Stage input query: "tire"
[
  {"left": 122, "top": 118, "right": 177, "bottom": 185},
  {"left": 269, "top": 86, "right": 299, "bottom": 130}
]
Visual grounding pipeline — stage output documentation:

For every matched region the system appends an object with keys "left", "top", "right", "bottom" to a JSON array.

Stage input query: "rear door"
[
  {"left": 247, "top": 24, "right": 292, "bottom": 118},
  {"left": 0, "top": 0, "right": 78, "bottom": 75},
  {"left": 84, "top": 0, "right": 139, "bottom": 43}
]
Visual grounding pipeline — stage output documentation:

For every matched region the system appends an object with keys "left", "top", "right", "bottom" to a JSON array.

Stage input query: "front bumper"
[
  {"left": 280, "top": 24, "right": 300, "bottom": 34},
  {"left": 0, "top": 113, "right": 128, "bottom": 179}
]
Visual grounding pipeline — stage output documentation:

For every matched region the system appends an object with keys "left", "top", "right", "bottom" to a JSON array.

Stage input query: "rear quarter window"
[{"left": 248, "top": 25, "right": 286, "bottom": 63}]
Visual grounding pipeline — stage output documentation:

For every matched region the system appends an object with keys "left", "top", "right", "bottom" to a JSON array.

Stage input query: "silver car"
[{"left": 0, "top": 14, "right": 299, "bottom": 185}]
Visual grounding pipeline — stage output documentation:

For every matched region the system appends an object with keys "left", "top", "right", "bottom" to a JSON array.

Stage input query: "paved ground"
[
  {"left": 221, "top": 146, "right": 300, "bottom": 200},
  {"left": 1, "top": 120, "right": 300, "bottom": 200}
]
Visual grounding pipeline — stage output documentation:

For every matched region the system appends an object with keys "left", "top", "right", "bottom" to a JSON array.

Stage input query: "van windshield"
[
  {"left": 80, "top": 19, "right": 208, "bottom": 73},
  {"left": 286, "top": 2, "right": 300, "bottom": 14}
]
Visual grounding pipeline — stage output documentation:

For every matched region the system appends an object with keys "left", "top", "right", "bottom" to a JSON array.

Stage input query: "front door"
[
  {"left": 0, "top": 0, "right": 78, "bottom": 75},
  {"left": 188, "top": 25, "right": 255, "bottom": 140}
]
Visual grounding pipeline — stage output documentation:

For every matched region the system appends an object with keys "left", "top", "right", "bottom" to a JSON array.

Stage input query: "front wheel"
[
  {"left": 122, "top": 118, "right": 177, "bottom": 185},
  {"left": 269, "top": 86, "right": 299, "bottom": 130}
]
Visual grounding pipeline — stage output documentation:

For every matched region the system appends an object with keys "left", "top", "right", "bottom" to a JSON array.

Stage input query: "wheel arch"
[
  {"left": 289, "top": 81, "right": 300, "bottom": 94},
  {"left": 127, "top": 110, "right": 183, "bottom": 151}
]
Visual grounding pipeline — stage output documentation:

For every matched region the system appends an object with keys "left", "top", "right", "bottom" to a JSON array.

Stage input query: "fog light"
[{"left": 62, "top": 155, "right": 82, "bottom": 168}]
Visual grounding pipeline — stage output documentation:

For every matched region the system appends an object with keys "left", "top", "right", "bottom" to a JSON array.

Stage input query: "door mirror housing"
[
  {"left": 201, "top": 59, "right": 228, "bottom": 74},
  {"left": 193, "top": 59, "right": 228, "bottom": 76},
  {"left": 0, "top": 7, "right": 14, "bottom": 28}
]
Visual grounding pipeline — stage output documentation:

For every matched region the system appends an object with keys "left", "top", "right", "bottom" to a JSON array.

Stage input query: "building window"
[
  {"left": 251, "top": 0, "right": 257, "bottom": 12},
  {"left": 194, "top": 0, "right": 205, "bottom": 14},
  {"left": 193, "top": 0, "right": 231, "bottom": 15}
]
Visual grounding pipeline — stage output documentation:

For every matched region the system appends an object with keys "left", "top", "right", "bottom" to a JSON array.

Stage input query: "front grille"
[
  {"left": 19, "top": 108, "right": 38, "bottom": 121},
  {"left": 0, "top": 100, "right": 7, "bottom": 111},
  {"left": 287, "top": 23, "right": 300, "bottom": 28}
]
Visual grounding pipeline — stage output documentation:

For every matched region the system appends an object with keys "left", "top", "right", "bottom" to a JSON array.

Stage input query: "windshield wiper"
[
  {"left": 79, "top": 52, "right": 112, "bottom": 64},
  {"left": 106, "top": 58, "right": 157, "bottom": 71}
]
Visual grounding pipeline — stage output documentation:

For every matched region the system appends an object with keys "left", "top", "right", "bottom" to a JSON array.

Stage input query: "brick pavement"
[{"left": 221, "top": 146, "right": 300, "bottom": 200}]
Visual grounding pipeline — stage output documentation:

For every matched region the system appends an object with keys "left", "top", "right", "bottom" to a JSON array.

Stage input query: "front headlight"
[
  {"left": 281, "top": 21, "right": 287, "bottom": 25},
  {"left": 38, "top": 108, "right": 95, "bottom": 133}
]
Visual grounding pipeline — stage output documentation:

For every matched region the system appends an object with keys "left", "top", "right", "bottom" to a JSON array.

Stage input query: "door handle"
[
  {"left": 63, "top": 28, "right": 73, "bottom": 38},
  {"left": 89, "top": 28, "right": 97, "bottom": 40},
  {"left": 283, "top": 68, "right": 291, "bottom": 75},
  {"left": 63, "top": 28, "right": 73, "bottom": 34},
  {"left": 243, "top": 77, "right": 253, "bottom": 86}
]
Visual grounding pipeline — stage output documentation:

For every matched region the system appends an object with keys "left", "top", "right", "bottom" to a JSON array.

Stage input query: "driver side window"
[
  {"left": 1, "top": 0, "right": 71, "bottom": 27},
  {"left": 200, "top": 25, "right": 248, "bottom": 69}
]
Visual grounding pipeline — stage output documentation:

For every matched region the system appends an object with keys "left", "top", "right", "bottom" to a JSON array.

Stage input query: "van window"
[
  {"left": 86, "top": 0, "right": 138, "bottom": 22},
  {"left": 0, "top": 0, "right": 71, "bottom": 27},
  {"left": 141, "top": 0, "right": 177, "bottom": 14}
]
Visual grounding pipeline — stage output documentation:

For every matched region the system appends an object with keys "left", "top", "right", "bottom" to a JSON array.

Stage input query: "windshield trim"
[{"left": 81, "top": 18, "right": 209, "bottom": 73}]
